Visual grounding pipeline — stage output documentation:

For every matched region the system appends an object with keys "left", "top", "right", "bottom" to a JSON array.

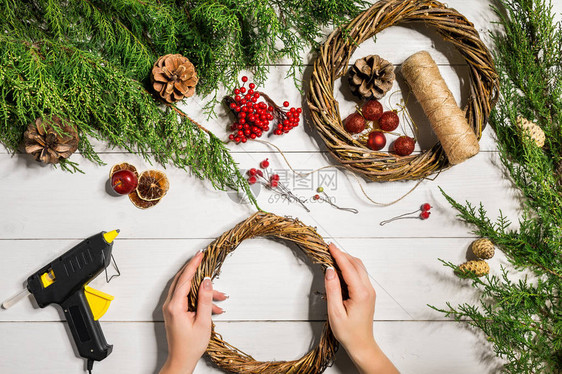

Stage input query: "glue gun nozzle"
[{"left": 103, "top": 230, "right": 120, "bottom": 244}]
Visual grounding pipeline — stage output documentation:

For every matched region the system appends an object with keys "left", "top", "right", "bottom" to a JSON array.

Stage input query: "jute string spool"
[
  {"left": 188, "top": 212, "right": 339, "bottom": 374},
  {"left": 401, "top": 51, "right": 479, "bottom": 165},
  {"left": 307, "top": 0, "right": 499, "bottom": 181}
]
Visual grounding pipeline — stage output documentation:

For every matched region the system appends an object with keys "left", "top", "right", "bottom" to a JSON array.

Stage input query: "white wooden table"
[{"left": 2, "top": 1, "right": 559, "bottom": 372}]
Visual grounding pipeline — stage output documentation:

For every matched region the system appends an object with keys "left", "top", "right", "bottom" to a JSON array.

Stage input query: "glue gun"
[{"left": 2, "top": 230, "right": 120, "bottom": 372}]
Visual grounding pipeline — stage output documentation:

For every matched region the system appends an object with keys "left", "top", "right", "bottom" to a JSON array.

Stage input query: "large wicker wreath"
[
  {"left": 188, "top": 212, "right": 339, "bottom": 374},
  {"left": 307, "top": 0, "right": 500, "bottom": 181}
]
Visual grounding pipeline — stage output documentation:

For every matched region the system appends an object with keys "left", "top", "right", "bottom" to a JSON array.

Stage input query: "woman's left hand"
[{"left": 159, "top": 251, "right": 227, "bottom": 374}]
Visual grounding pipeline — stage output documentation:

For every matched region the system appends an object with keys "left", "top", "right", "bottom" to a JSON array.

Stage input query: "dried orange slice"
[
  {"left": 129, "top": 190, "right": 161, "bottom": 209},
  {"left": 109, "top": 162, "right": 138, "bottom": 178},
  {"left": 136, "top": 170, "right": 169, "bottom": 201}
]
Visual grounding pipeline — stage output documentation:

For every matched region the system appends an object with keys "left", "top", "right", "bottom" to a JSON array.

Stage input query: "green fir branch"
[
  {"left": 435, "top": 1, "right": 562, "bottom": 372},
  {"left": 0, "top": 0, "right": 365, "bottom": 206}
]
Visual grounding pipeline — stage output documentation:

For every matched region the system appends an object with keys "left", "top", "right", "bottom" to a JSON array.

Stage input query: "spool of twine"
[{"left": 401, "top": 51, "right": 480, "bottom": 165}]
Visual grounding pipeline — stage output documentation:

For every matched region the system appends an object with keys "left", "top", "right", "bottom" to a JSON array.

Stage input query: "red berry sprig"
[
  {"left": 226, "top": 76, "right": 301, "bottom": 143},
  {"left": 245, "top": 159, "right": 309, "bottom": 211},
  {"left": 379, "top": 203, "right": 432, "bottom": 225}
]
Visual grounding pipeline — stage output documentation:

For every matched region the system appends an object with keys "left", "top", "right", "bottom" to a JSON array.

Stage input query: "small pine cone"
[
  {"left": 23, "top": 116, "right": 79, "bottom": 164},
  {"left": 151, "top": 54, "right": 198, "bottom": 103},
  {"left": 471, "top": 238, "right": 495, "bottom": 259},
  {"left": 516, "top": 116, "right": 545, "bottom": 147},
  {"left": 458, "top": 260, "right": 490, "bottom": 277},
  {"left": 348, "top": 55, "right": 395, "bottom": 100}
]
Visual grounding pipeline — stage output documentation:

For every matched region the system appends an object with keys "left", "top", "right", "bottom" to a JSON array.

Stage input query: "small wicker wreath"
[
  {"left": 188, "top": 212, "right": 339, "bottom": 374},
  {"left": 307, "top": 0, "right": 500, "bottom": 181}
]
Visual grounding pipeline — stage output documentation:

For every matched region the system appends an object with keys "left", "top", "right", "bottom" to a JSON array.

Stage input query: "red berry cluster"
[
  {"left": 246, "top": 158, "right": 280, "bottom": 188},
  {"left": 227, "top": 77, "right": 302, "bottom": 143}
]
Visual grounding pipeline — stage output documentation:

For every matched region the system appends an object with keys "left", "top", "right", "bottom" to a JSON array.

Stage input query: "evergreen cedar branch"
[
  {"left": 432, "top": 0, "right": 562, "bottom": 372},
  {"left": 0, "top": 0, "right": 366, "bottom": 207}
]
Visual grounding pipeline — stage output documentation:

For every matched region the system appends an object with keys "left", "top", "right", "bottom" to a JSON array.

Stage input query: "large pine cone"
[
  {"left": 24, "top": 116, "right": 79, "bottom": 164},
  {"left": 348, "top": 55, "right": 395, "bottom": 100},
  {"left": 151, "top": 54, "right": 198, "bottom": 103}
]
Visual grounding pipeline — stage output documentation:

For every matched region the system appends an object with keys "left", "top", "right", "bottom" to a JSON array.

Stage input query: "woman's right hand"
[{"left": 324, "top": 243, "right": 399, "bottom": 374}]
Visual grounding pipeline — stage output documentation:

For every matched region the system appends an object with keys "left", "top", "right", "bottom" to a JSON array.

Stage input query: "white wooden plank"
[
  {"left": 0, "top": 151, "right": 520, "bottom": 239},
  {"left": 0, "top": 237, "right": 510, "bottom": 322},
  {"left": 0, "top": 320, "right": 503, "bottom": 373}
]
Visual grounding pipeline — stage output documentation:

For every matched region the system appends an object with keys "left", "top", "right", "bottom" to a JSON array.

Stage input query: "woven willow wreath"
[
  {"left": 188, "top": 212, "right": 338, "bottom": 374},
  {"left": 307, "top": 0, "right": 499, "bottom": 181}
]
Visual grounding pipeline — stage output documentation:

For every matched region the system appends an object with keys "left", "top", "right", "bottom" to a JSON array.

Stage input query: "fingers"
[
  {"left": 325, "top": 266, "right": 346, "bottom": 318},
  {"left": 212, "top": 304, "right": 225, "bottom": 314},
  {"left": 213, "top": 290, "right": 228, "bottom": 301},
  {"left": 328, "top": 244, "right": 362, "bottom": 290},
  {"left": 195, "top": 277, "right": 214, "bottom": 326},
  {"left": 343, "top": 252, "right": 371, "bottom": 285},
  {"left": 171, "top": 251, "right": 204, "bottom": 304},
  {"left": 165, "top": 264, "right": 185, "bottom": 303}
]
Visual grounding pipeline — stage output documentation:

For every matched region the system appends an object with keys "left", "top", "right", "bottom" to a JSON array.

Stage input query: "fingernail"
[
  {"left": 203, "top": 276, "right": 212, "bottom": 289},
  {"left": 198, "top": 249, "right": 205, "bottom": 254},
  {"left": 325, "top": 267, "right": 336, "bottom": 280},
  {"left": 223, "top": 294, "right": 230, "bottom": 299}
]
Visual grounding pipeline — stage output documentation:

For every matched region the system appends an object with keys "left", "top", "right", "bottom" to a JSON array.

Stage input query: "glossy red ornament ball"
[
  {"left": 260, "top": 159, "right": 270, "bottom": 169},
  {"left": 367, "top": 131, "right": 386, "bottom": 151},
  {"left": 422, "top": 203, "right": 431, "bottom": 211},
  {"left": 393, "top": 136, "right": 416, "bottom": 156},
  {"left": 362, "top": 100, "right": 383, "bottom": 121},
  {"left": 248, "top": 176, "right": 257, "bottom": 185},
  {"left": 379, "top": 111, "right": 400, "bottom": 131},
  {"left": 270, "top": 180, "right": 279, "bottom": 188},
  {"left": 420, "top": 211, "right": 431, "bottom": 220},
  {"left": 241, "top": 76, "right": 248, "bottom": 82},
  {"left": 111, "top": 170, "right": 138, "bottom": 195},
  {"left": 344, "top": 113, "right": 366, "bottom": 134}
]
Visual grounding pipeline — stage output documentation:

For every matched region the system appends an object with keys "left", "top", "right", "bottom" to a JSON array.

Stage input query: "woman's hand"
[
  {"left": 324, "top": 243, "right": 399, "bottom": 374},
  {"left": 159, "top": 250, "right": 227, "bottom": 374}
]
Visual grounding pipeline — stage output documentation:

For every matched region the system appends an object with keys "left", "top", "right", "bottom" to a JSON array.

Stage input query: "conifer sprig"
[
  {"left": 434, "top": 1, "right": 562, "bottom": 372},
  {"left": 0, "top": 0, "right": 365, "bottom": 207}
]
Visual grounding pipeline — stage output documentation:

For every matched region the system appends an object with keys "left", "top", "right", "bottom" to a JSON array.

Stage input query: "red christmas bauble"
[
  {"left": 362, "top": 100, "right": 383, "bottom": 121},
  {"left": 393, "top": 136, "right": 416, "bottom": 156},
  {"left": 344, "top": 113, "right": 366, "bottom": 134},
  {"left": 379, "top": 111, "right": 399, "bottom": 131},
  {"left": 111, "top": 170, "right": 138, "bottom": 195},
  {"left": 367, "top": 131, "right": 386, "bottom": 151}
]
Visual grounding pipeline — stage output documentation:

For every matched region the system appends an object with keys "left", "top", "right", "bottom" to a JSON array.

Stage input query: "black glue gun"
[{"left": 2, "top": 230, "right": 120, "bottom": 372}]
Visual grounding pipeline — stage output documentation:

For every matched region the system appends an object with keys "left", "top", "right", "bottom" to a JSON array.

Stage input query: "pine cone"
[
  {"left": 471, "top": 238, "right": 495, "bottom": 260},
  {"left": 151, "top": 54, "right": 198, "bottom": 103},
  {"left": 348, "top": 55, "right": 395, "bottom": 100},
  {"left": 458, "top": 260, "right": 489, "bottom": 277},
  {"left": 24, "top": 116, "right": 79, "bottom": 164},
  {"left": 516, "top": 116, "right": 545, "bottom": 147}
]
